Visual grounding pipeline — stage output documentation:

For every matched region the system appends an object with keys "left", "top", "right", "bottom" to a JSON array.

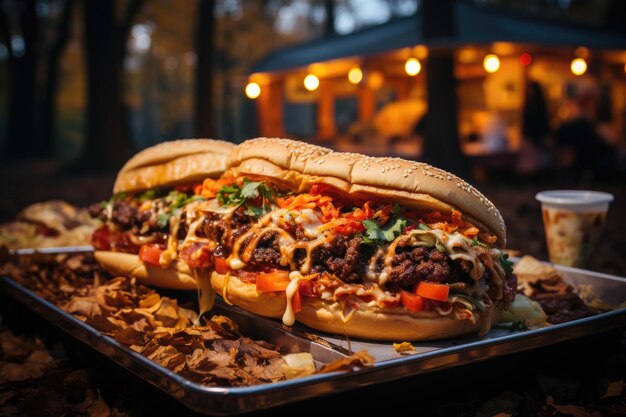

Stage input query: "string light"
[
  {"left": 483, "top": 54, "right": 500, "bottom": 73},
  {"left": 245, "top": 82, "right": 261, "bottom": 99},
  {"left": 404, "top": 58, "right": 421, "bottom": 76},
  {"left": 367, "top": 71, "right": 384, "bottom": 90},
  {"left": 348, "top": 66, "right": 363, "bottom": 84},
  {"left": 519, "top": 53, "right": 532, "bottom": 66},
  {"left": 304, "top": 74, "right": 319, "bottom": 91},
  {"left": 570, "top": 58, "right": 587, "bottom": 76}
]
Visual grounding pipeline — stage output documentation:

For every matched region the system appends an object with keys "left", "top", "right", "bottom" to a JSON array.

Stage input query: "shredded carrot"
[
  {"left": 451, "top": 210, "right": 464, "bottom": 227},
  {"left": 483, "top": 234, "right": 498, "bottom": 244},
  {"left": 195, "top": 176, "right": 236, "bottom": 198},
  {"left": 461, "top": 226, "right": 480, "bottom": 237},
  {"left": 430, "top": 222, "right": 459, "bottom": 233}
]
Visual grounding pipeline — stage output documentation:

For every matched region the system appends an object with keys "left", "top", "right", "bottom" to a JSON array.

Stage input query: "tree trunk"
[
  {"left": 81, "top": 0, "right": 135, "bottom": 170},
  {"left": 194, "top": 0, "right": 215, "bottom": 138},
  {"left": 324, "top": 0, "right": 335, "bottom": 36},
  {"left": 420, "top": 0, "right": 468, "bottom": 177},
  {"left": 40, "top": 0, "right": 75, "bottom": 156},
  {"left": 6, "top": 0, "right": 38, "bottom": 156},
  {"left": 422, "top": 51, "right": 468, "bottom": 178}
]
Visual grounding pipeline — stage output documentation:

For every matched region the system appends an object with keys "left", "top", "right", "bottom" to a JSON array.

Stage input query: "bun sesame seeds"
[{"left": 229, "top": 138, "right": 506, "bottom": 246}]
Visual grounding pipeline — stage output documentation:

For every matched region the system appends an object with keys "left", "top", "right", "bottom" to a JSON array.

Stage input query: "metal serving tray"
[{"left": 1, "top": 253, "right": 625, "bottom": 415}]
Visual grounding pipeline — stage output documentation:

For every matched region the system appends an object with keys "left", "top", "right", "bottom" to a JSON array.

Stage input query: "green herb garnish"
[
  {"left": 217, "top": 179, "right": 277, "bottom": 218},
  {"left": 137, "top": 188, "right": 166, "bottom": 201},
  {"left": 156, "top": 213, "right": 171, "bottom": 228},
  {"left": 362, "top": 217, "right": 408, "bottom": 244},
  {"left": 111, "top": 192, "right": 127, "bottom": 202}
]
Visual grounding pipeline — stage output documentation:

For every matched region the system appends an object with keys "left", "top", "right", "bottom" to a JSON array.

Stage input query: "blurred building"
[{"left": 244, "top": 1, "right": 626, "bottom": 178}]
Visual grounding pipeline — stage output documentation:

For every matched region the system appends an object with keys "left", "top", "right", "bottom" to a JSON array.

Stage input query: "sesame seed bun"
[
  {"left": 228, "top": 137, "right": 506, "bottom": 246},
  {"left": 210, "top": 271, "right": 501, "bottom": 341},
  {"left": 113, "top": 138, "right": 235, "bottom": 193},
  {"left": 95, "top": 251, "right": 198, "bottom": 290}
]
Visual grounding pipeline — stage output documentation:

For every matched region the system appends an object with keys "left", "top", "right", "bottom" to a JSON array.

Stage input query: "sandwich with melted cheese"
[
  {"left": 89, "top": 138, "right": 235, "bottom": 291},
  {"left": 180, "top": 138, "right": 517, "bottom": 341}
]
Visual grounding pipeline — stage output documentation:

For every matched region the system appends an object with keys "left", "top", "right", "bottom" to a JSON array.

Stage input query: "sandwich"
[
  {"left": 89, "top": 138, "right": 235, "bottom": 293},
  {"left": 180, "top": 138, "right": 517, "bottom": 341},
  {"left": 92, "top": 137, "right": 516, "bottom": 341}
]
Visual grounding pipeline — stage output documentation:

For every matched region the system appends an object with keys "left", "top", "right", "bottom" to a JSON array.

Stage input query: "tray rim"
[{"left": 2, "top": 259, "right": 626, "bottom": 414}]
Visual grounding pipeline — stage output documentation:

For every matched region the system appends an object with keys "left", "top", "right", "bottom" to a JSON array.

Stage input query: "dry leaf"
[
  {"left": 318, "top": 350, "right": 375, "bottom": 374},
  {"left": 393, "top": 342, "right": 416, "bottom": 354}
]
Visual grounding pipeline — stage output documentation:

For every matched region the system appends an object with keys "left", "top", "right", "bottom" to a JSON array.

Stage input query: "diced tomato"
[
  {"left": 375, "top": 203, "right": 393, "bottom": 218},
  {"left": 91, "top": 226, "right": 115, "bottom": 251},
  {"left": 401, "top": 291, "right": 425, "bottom": 312},
  {"left": 255, "top": 270, "right": 291, "bottom": 292},
  {"left": 174, "top": 184, "right": 194, "bottom": 193},
  {"left": 179, "top": 242, "right": 213, "bottom": 268},
  {"left": 214, "top": 257, "right": 230, "bottom": 274},
  {"left": 298, "top": 280, "right": 320, "bottom": 297},
  {"left": 402, "top": 224, "right": 417, "bottom": 234},
  {"left": 292, "top": 288, "right": 302, "bottom": 313},
  {"left": 415, "top": 281, "right": 450, "bottom": 302},
  {"left": 139, "top": 244, "right": 165, "bottom": 267},
  {"left": 451, "top": 210, "right": 464, "bottom": 227},
  {"left": 335, "top": 220, "right": 365, "bottom": 235},
  {"left": 310, "top": 183, "right": 336, "bottom": 196}
]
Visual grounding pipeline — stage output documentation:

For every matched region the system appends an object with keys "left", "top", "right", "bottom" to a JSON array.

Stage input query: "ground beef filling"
[
  {"left": 198, "top": 208, "right": 253, "bottom": 255},
  {"left": 387, "top": 246, "right": 465, "bottom": 288},
  {"left": 89, "top": 200, "right": 160, "bottom": 234},
  {"left": 91, "top": 201, "right": 498, "bottom": 294},
  {"left": 233, "top": 229, "right": 464, "bottom": 291}
]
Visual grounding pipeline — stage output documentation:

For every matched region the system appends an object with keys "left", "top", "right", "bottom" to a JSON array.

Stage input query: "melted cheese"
[
  {"left": 221, "top": 272, "right": 233, "bottom": 305},
  {"left": 193, "top": 268, "right": 215, "bottom": 324},
  {"left": 159, "top": 214, "right": 180, "bottom": 268},
  {"left": 294, "top": 209, "right": 322, "bottom": 238},
  {"left": 282, "top": 276, "right": 300, "bottom": 326}
]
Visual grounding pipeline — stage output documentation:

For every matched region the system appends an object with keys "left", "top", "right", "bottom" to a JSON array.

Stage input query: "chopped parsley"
[
  {"left": 138, "top": 188, "right": 167, "bottom": 201},
  {"left": 471, "top": 237, "right": 487, "bottom": 247},
  {"left": 217, "top": 179, "right": 277, "bottom": 218},
  {"left": 165, "top": 190, "right": 204, "bottom": 209},
  {"left": 157, "top": 212, "right": 171, "bottom": 228},
  {"left": 153, "top": 191, "right": 205, "bottom": 228},
  {"left": 111, "top": 192, "right": 127, "bottom": 202},
  {"left": 362, "top": 217, "right": 408, "bottom": 244}
]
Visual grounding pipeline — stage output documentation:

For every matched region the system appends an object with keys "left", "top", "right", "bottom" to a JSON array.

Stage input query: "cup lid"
[{"left": 536, "top": 190, "right": 614, "bottom": 206}]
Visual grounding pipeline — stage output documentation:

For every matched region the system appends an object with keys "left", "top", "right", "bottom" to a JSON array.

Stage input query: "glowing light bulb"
[
  {"left": 519, "top": 53, "right": 532, "bottom": 66},
  {"left": 404, "top": 58, "right": 421, "bottom": 76},
  {"left": 348, "top": 66, "right": 363, "bottom": 84},
  {"left": 245, "top": 82, "right": 261, "bottom": 99},
  {"left": 367, "top": 71, "right": 384, "bottom": 90},
  {"left": 570, "top": 58, "right": 587, "bottom": 76},
  {"left": 483, "top": 54, "right": 500, "bottom": 73},
  {"left": 304, "top": 74, "right": 319, "bottom": 91}
]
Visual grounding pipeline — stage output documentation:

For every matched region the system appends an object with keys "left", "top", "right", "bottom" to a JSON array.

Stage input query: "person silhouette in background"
[
  {"left": 517, "top": 81, "right": 552, "bottom": 176},
  {"left": 555, "top": 87, "right": 616, "bottom": 183}
]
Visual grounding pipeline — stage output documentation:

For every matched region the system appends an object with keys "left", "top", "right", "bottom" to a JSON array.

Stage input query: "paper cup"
[{"left": 536, "top": 190, "right": 614, "bottom": 268}]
